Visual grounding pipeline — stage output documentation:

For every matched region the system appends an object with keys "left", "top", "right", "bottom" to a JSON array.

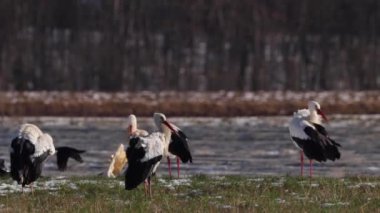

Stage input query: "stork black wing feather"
[
  {"left": 125, "top": 156, "right": 162, "bottom": 190},
  {"left": 312, "top": 123, "right": 341, "bottom": 147},
  {"left": 169, "top": 130, "right": 192, "bottom": 163},
  {"left": 304, "top": 126, "right": 341, "bottom": 161}
]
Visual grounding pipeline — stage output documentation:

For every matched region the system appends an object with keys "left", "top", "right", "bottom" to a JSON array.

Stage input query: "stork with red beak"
[
  {"left": 153, "top": 113, "right": 192, "bottom": 178},
  {"left": 288, "top": 101, "right": 341, "bottom": 177},
  {"left": 125, "top": 113, "right": 181, "bottom": 197}
]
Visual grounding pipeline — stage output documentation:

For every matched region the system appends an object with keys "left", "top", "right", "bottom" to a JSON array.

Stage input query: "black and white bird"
[
  {"left": 10, "top": 123, "right": 56, "bottom": 190},
  {"left": 55, "top": 147, "right": 85, "bottom": 171},
  {"left": 107, "top": 114, "right": 149, "bottom": 178},
  {"left": 153, "top": 113, "right": 192, "bottom": 178},
  {"left": 125, "top": 113, "right": 176, "bottom": 197},
  {"left": 289, "top": 101, "right": 341, "bottom": 177}
]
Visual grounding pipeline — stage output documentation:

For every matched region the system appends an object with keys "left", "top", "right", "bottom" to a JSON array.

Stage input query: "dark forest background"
[{"left": 0, "top": 0, "right": 379, "bottom": 91}]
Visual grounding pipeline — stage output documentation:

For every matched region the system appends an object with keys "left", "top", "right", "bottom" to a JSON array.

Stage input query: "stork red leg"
[
  {"left": 300, "top": 151, "right": 304, "bottom": 176},
  {"left": 176, "top": 157, "right": 180, "bottom": 178},
  {"left": 148, "top": 177, "right": 152, "bottom": 198},
  {"left": 167, "top": 157, "right": 172, "bottom": 178},
  {"left": 144, "top": 180, "right": 148, "bottom": 197}
]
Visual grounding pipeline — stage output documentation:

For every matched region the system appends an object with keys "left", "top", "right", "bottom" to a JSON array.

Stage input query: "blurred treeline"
[{"left": 0, "top": 0, "right": 379, "bottom": 91}]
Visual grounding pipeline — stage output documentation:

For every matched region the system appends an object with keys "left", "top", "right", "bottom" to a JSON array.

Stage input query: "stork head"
[
  {"left": 127, "top": 114, "right": 137, "bottom": 134},
  {"left": 153, "top": 112, "right": 177, "bottom": 133},
  {"left": 308, "top": 101, "right": 328, "bottom": 122}
]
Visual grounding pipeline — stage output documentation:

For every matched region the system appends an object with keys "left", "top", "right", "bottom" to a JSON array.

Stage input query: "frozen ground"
[{"left": 0, "top": 115, "right": 379, "bottom": 178}]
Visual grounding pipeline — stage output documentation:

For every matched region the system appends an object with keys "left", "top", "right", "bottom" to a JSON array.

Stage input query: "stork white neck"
[
  {"left": 308, "top": 101, "right": 322, "bottom": 124},
  {"left": 128, "top": 114, "right": 138, "bottom": 134},
  {"left": 161, "top": 124, "right": 172, "bottom": 145},
  {"left": 153, "top": 113, "right": 172, "bottom": 146}
]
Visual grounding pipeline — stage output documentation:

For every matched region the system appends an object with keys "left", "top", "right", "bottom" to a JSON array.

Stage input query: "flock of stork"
[{"left": 6, "top": 100, "right": 341, "bottom": 197}]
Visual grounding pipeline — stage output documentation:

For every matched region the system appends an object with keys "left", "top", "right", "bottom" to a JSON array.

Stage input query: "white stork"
[
  {"left": 288, "top": 101, "right": 341, "bottom": 177},
  {"left": 107, "top": 114, "right": 149, "bottom": 178},
  {"left": 125, "top": 113, "right": 175, "bottom": 197},
  {"left": 153, "top": 113, "right": 192, "bottom": 178},
  {"left": 10, "top": 123, "right": 56, "bottom": 191}
]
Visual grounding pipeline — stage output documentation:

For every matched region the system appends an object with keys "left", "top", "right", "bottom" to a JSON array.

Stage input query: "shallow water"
[{"left": 0, "top": 115, "right": 379, "bottom": 178}]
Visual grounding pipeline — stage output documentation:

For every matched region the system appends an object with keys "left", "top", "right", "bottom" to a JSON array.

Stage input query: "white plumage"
[
  {"left": 33, "top": 133, "right": 56, "bottom": 157},
  {"left": 138, "top": 132, "right": 165, "bottom": 163},
  {"left": 18, "top": 123, "right": 43, "bottom": 144},
  {"left": 289, "top": 111, "right": 314, "bottom": 139},
  {"left": 153, "top": 113, "right": 173, "bottom": 157},
  {"left": 18, "top": 123, "right": 56, "bottom": 157}
]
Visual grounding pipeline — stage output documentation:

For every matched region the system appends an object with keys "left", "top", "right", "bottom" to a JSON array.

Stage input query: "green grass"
[{"left": 0, "top": 175, "right": 379, "bottom": 212}]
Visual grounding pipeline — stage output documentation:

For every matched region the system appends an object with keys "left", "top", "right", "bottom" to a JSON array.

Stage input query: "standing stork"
[
  {"left": 10, "top": 123, "right": 56, "bottom": 191},
  {"left": 125, "top": 113, "right": 178, "bottom": 197},
  {"left": 153, "top": 113, "right": 192, "bottom": 178},
  {"left": 107, "top": 114, "right": 149, "bottom": 178},
  {"left": 289, "top": 101, "right": 341, "bottom": 177}
]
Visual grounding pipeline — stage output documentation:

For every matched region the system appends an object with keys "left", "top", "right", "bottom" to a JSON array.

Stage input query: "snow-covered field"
[{"left": 0, "top": 115, "right": 379, "bottom": 177}]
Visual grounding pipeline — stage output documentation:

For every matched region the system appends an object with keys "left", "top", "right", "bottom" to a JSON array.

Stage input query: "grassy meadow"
[{"left": 0, "top": 175, "right": 379, "bottom": 212}]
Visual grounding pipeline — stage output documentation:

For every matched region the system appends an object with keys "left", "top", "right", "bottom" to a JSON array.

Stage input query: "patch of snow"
[
  {"left": 248, "top": 178, "right": 264, "bottom": 182},
  {"left": 211, "top": 176, "right": 225, "bottom": 181},
  {"left": 347, "top": 182, "right": 378, "bottom": 189},
  {"left": 0, "top": 178, "right": 79, "bottom": 195},
  {"left": 271, "top": 178, "right": 285, "bottom": 187},
  {"left": 275, "top": 198, "right": 286, "bottom": 204},
  {"left": 321, "top": 203, "right": 335, "bottom": 207},
  {"left": 219, "top": 204, "right": 233, "bottom": 209},
  {"left": 322, "top": 202, "right": 349, "bottom": 208},
  {"left": 337, "top": 202, "right": 349, "bottom": 206},
  {"left": 171, "top": 178, "right": 191, "bottom": 186},
  {"left": 310, "top": 183, "right": 319, "bottom": 187},
  {"left": 158, "top": 178, "right": 191, "bottom": 190},
  {"left": 77, "top": 180, "right": 99, "bottom": 185}
]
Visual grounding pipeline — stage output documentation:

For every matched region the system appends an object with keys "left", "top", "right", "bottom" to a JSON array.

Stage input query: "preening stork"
[
  {"left": 107, "top": 114, "right": 149, "bottom": 178},
  {"left": 288, "top": 101, "right": 341, "bottom": 177},
  {"left": 125, "top": 113, "right": 176, "bottom": 197},
  {"left": 153, "top": 113, "right": 192, "bottom": 178},
  {"left": 10, "top": 124, "right": 56, "bottom": 190}
]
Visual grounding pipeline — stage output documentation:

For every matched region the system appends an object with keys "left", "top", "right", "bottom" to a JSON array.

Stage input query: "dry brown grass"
[{"left": 0, "top": 91, "right": 379, "bottom": 116}]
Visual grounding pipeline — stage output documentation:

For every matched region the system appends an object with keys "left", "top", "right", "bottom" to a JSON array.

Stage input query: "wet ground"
[{"left": 0, "top": 115, "right": 379, "bottom": 178}]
